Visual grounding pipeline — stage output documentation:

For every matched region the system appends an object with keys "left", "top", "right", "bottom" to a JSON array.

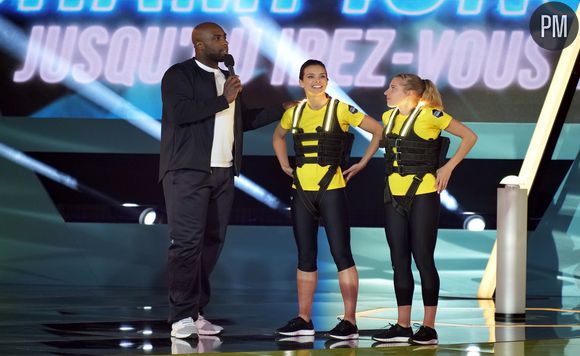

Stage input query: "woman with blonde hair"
[{"left": 372, "top": 73, "right": 477, "bottom": 345}]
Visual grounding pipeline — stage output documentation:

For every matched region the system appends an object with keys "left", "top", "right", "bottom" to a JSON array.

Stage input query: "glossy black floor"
[{"left": 1, "top": 285, "right": 579, "bottom": 355}]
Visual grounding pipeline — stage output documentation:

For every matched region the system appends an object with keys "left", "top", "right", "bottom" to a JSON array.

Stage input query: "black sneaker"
[
  {"left": 372, "top": 323, "right": 413, "bottom": 343},
  {"left": 409, "top": 325, "right": 438, "bottom": 345},
  {"left": 328, "top": 319, "right": 359, "bottom": 340},
  {"left": 276, "top": 317, "right": 315, "bottom": 336}
]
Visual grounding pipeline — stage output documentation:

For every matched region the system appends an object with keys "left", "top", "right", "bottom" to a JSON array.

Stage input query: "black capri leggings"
[
  {"left": 291, "top": 188, "right": 355, "bottom": 272},
  {"left": 385, "top": 192, "right": 440, "bottom": 306}
]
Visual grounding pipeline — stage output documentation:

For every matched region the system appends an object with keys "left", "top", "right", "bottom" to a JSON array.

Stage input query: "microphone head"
[{"left": 223, "top": 54, "right": 235, "bottom": 67}]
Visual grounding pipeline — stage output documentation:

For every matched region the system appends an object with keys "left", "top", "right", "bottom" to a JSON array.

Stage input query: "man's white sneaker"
[
  {"left": 195, "top": 315, "right": 223, "bottom": 335},
  {"left": 171, "top": 317, "right": 197, "bottom": 339}
]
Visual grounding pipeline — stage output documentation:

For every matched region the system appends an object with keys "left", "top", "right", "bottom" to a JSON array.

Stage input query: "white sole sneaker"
[
  {"left": 277, "top": 329, "right": 315, "bottom": 336},
  {"left": 328, "top": 333, "right": 359, "bottom": 340},
  {"left": 372, "top": 336, "right": 411, "bottom": 343},
  {"left": 410, "top": 339, "right": 438, "bottom": 345},
  {"left": 171, "top": 330, "right": 197, "bottom": 338}
]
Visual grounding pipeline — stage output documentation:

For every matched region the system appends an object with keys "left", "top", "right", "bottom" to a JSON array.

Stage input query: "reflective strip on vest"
[
  {"left": 384, "top": 102, "right": 425, "bottom": 137},
  {"left": 291, "top": 97, "right": 339, "bottom": 133},
  {"left": 323, "top": 98, "right": 339, "bottom": 132},
  {"left": 383, "top": 108, "right": 399, "bottom": 136},
  {"left": 291, "top": 99, "right": 308, "bottom": 133}
]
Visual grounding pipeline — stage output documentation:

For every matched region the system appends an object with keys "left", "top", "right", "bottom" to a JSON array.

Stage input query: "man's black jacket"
[{"left": 159, "top": 58, "right": 284, "bottom": 181}]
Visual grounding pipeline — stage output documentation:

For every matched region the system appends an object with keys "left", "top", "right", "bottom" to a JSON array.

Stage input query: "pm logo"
[{"left": 530, "top": 2, "right": 578, "bottom": 51}]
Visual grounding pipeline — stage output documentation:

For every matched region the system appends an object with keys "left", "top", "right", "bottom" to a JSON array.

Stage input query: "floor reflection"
[{"left": 0, "top": 286, "right": 578, "bottom": 355}]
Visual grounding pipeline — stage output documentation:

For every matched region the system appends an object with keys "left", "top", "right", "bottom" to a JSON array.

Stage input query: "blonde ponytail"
[
  {"left": 394, "top": 74, "right": 444, "bottom": 110},
  {"left": 421, "top": 79, "right": 443, "bottom": 110}
]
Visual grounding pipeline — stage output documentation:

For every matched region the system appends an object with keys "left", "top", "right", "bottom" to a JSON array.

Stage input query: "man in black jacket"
[{"left": 160, "top": 22, "right": 286, "bottom": 339}]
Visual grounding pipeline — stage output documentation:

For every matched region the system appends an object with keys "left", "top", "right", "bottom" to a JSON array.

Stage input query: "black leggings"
[
  {"left": 291, "top": 188, "right": 355, "bottom": 272},
  {"left": 384, "top": 192, "right": 440, "bottom": 306}
]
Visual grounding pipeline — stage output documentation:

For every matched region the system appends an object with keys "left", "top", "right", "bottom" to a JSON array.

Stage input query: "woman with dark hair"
[
  {"left": 273, "top": 59, "right": 382, "bottom": 340},
  {"left": 372, "top": 74, "right": 477, "bottom": 345}
]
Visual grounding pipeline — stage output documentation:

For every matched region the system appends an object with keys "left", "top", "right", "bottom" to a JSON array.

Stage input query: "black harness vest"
[
  {"left": 291, "top": 97, "right": 354, "bottom": 217},
  {"left": 381, "top": 106, "right": 450, "bottom": 215}
]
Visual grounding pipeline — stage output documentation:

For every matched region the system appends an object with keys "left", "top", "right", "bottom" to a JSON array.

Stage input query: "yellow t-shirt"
[
  {"left": 382, "top": 106, "right": 452, "bottom": 196},
  {"left": 281, "top": 101, "right": 365, "bottom": 191}
]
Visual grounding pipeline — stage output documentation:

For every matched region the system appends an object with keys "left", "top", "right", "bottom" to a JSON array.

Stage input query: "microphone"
[{"left": 223, "top": 54, "right": 236, "bottom": 76}]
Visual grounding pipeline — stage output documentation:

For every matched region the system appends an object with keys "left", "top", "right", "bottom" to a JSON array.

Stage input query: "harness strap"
[
  {"left": 382, "top": 104, "right": 439, "bottom": 215},
  {"left": 385, "top": 164, "right": 435, "bottom": 176},
  {"left": 316, "top": 165, "right": 338, "bottom": 205},
  {"left": 291, "top": 97, "right": 349, "bottom": 219},
  {"left": 293, "top": 173, "right": 320, "bottom": 218},
  {"left": 384, "top": 174, "right": 425, "bottom": 216}
]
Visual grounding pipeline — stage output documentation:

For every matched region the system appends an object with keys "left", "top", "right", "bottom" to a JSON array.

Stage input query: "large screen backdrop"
[
  {"left": 1, "top": 1, "right": 579, "bottom": 293},
  {"left": 0, "top": 0, "right": 578, "bottom": 230},
  {"left": 1, "top": 0, "right": 579, "bottom": 123}
]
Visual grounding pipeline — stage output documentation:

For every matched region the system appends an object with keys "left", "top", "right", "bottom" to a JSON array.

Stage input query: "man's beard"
[{"left": 212, "top": 51, "right": 227, "bottom": 63}]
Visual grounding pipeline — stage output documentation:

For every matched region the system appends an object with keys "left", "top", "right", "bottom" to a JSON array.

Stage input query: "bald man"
[{"left": 160, "top": 22, "right": 289, "bottom": 339}]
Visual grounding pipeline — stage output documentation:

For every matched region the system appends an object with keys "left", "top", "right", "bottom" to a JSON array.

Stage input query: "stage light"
[
  {"left": 235, "top": 175, "right": 286, "bottom": 210},
  {"left": 122, "top": 203, "right": 139, "bottom": 207},
  {"left": 440, "top": 189, "right": 459, "bottom": 212},
  {"left": 139, "top": 208, "right": 157, "bottom": 225},
  {"left": 464, "top": 214, "right": 486, "bottom": 231},
  {"left": 0, "top": 141, "right": 122, "bottom": 206},
  {"left": 0, "top": 142, "right": 79, "bottom": 190}
]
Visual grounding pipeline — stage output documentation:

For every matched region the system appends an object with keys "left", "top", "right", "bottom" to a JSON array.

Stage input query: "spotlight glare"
[
  {"left": 139, "top": 208, "right": 157, "bottom": 225},
  {"left": 440, "top": 189, "right": 459, "bottom": 211},
  {"left": 464, "top": 214, "right": 486, "bottom": 231},
  {"left": 119, "top": 341, "right": 134, "bottom": 348}
]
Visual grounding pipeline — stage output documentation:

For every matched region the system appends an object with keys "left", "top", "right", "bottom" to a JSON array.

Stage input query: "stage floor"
[{"left": 0, "top": 285, "right": 579, "bottom": 355}]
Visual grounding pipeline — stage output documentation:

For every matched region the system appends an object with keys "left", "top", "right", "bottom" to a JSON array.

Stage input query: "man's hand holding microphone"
[{"left": 223, "top": 54, "right": 241, "bottom": 103}]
